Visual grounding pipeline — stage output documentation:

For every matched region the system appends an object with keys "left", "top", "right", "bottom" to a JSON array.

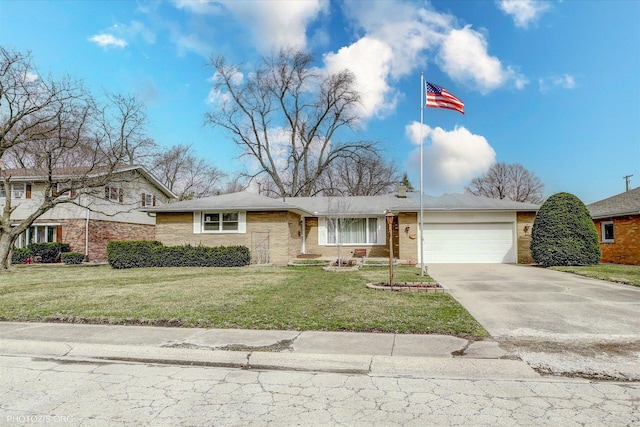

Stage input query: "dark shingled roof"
[
  {"left": 141, "top": 190, "right": 540, "bottom": 214},
  {"left": 587, "top": 186, "right": 640, "bottom": 219}
]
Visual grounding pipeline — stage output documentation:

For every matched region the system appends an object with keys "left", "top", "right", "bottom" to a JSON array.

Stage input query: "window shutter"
[
  {"left": 71, "top": 188, "right": 76, "bottom": 197},
  {"left": 51, "top": 184, "right": 58, "bottom": 197},
  {"left": 152, "top": 195, "right": 156, "bottom": 206},
  {"left": 56, "top": 226, "right": 62, "bottom": 243},
  {"left": 118, "top": 188, "right": 124, "bottom": 204},
  {"left": 26, "top": 184, "right": 32, "bottom": 199},
  {"left": 141, "top": 193, "right": 146, "bottom": 207},
  {"left": 105, "top": 187, "right": 109, "bottom": 200}
]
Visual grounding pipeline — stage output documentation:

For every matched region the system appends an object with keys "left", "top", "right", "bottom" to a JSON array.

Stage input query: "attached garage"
[{"left": 421, "top": 212, "right": 517, "bottom": 264}]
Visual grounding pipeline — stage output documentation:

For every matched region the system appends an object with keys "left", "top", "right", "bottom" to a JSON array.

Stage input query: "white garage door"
[{"left": 423, "top": 222, "right": 516, "bottom": 263}]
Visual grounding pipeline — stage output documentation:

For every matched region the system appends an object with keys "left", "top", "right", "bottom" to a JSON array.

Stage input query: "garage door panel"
[{"left": 423, "top": 222, "right": 516, "bottom": 263}]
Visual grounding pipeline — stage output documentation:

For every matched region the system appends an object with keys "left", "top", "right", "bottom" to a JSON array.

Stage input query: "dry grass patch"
[{"left": 0, "top": 264, "right": 486, "bottom": 337}]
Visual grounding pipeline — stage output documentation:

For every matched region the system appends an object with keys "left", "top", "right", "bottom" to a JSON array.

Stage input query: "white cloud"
[
  {"left": 224, "top": 0, "right": 328, "bottom": 51},
  {"left": 89, "top": 33, "right": 128, "bottom": 48},
  {"left": 539, "top": 74, "right": 577, "bottom": 92},
  {"left": 406, "top": 122, "right": 496, "bottom": 193},
  {"left": 174, "top": 0, "right": 328, "bottom": 52},
  {"left": 496, "top": 0, "right": 550, "bottom": 29},
  {"left": 437, "top": 26, "right": 527, "bottom": 93},
  {"left": 324, "top": 1, "right": 526, "bottom": 119},
  {"left": 323, "top": 37, "right": 396, "bottom": 119}
]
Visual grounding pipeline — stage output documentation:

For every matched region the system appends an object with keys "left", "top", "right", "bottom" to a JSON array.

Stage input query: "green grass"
[
  {"left": 0, "top": 264, "right": 487, "bottom": 337},
  {"left": 551, "top": 264, "right": 640, "bottom": 286}
]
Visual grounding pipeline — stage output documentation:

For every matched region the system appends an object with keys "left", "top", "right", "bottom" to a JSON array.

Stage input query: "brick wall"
[
  {"left": 156, "top": 211, "right": 301, "bottom": 265},
  {"left": 594, "top": 216, "right": 640, "bottom": 265},
  {"left": 59, "top": 219, "right": 155, "bottom": 261},
  {"left": 397, "top": 212, "right": 418, "bottom": 263},
  {"left": 517, "top": 211, "right": 536, "bottom": 264}
]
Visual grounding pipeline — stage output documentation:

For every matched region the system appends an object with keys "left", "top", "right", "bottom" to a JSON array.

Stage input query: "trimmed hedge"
[
  {"left": 11, "top": 248, "right": 32, "bottom": 264},
  {"left": 530, "top": 192, "right": 601, "bottom": 267},
  {"left": 28, "top": 242, "right": 70, "bottom": 263},
  {"left": 61, "top": 252, "right": 85, "bottom": 265},
  {"left": 107, "top": 241, "right": 250, "bottom": 269}
]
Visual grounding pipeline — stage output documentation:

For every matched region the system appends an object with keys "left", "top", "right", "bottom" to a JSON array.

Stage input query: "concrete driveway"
[{"left": 428, "top": 264, "right": 640, "bottom": 340}]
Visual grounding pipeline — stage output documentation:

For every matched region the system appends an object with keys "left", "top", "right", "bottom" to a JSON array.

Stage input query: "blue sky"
[{"left": 1, "top": 0, "right": 639, "bottom": 204}]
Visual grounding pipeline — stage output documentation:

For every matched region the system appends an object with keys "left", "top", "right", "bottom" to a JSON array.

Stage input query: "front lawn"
[
  {"left": 551, "top": 264, "right": 640, "bottom": 286},
  {"left": 0, "top": 265, "right": 487, "bottom": 337}
]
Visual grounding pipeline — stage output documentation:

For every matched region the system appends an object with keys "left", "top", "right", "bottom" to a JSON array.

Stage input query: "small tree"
[{"left": 530, "top": 192, "right": 601, "bottom": 267}]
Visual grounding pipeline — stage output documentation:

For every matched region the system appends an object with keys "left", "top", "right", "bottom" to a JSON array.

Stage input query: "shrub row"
[
  {"left": 11, "top": 243, "right": 71, "bottom": 264},
  {"left": 61, "top": 252, "right": 85, "bottom": 265},
  {"left": 107, "top": 241, "right": 250, "bottom": 269}
]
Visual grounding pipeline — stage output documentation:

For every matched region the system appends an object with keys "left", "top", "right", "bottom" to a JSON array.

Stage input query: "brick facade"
[
  {"left": 155, "top": 210, "right": 537, "bottom": 266},
  {"left": 516, "top": 211, "right": 536, "bottom": 264},
  {"left": 58, "top": 219, "right": 154, "bottom": 261},
  {"left": 156, "top": 211, "right": 301, "bottom": 265},
  {"left": 593, "top": 215, "right": 640, "bottom": 265}
]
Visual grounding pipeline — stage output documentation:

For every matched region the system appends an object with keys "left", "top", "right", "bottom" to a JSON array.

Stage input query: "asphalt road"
[{"left": 2, "top": 355, "right": 638, "bottom": 426}]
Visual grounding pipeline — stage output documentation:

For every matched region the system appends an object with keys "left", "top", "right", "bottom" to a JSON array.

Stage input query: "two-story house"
[{"left": 1, "top": 165, "right": 175, "bottom": 261}]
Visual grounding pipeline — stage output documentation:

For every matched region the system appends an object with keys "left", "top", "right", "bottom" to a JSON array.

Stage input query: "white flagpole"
[{"left": 419, "top": 73, "right": 425, "bottom": 277}]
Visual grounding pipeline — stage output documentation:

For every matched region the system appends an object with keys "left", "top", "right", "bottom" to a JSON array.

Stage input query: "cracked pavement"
[{"left": 2, "top": 354, "right": 639, "bottom": 426}]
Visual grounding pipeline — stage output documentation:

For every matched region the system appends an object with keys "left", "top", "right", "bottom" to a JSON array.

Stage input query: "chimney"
[{"left": 397, "top": 185, "right": 406, "bottom": 198}]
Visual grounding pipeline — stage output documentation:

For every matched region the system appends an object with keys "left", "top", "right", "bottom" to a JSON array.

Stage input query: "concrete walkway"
[{"left": 0, "top": 322, "right": 539, "bottom": 381}]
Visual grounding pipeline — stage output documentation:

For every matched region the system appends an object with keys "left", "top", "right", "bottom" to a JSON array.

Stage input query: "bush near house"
[
  {"left": 531, "top": 192, "right": 601, "bottom": 267},
  {"left": 28, "top": 243, "right": 71, "bottom": 263},
  {"left": 107, "top": 241, "right": 250, "bottom": 269},
  {"left": 11, "top": 248, "right": 32, "bottom": 264},
  {"left": 61, "top": 252, "right": 85, "bottom": 265}
]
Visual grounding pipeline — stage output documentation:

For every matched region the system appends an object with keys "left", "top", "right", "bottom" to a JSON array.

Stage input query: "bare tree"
[
  {"left": 206, "top": 48, "right": 376, "bottom": 197},
  {"left": 319, "top": 151, "right": 400, "bottom": 196},
  {"left": 0, "top": 47, "right": 153, "bottom": 269},
  {"left": 149, "top": 143, "right": 224, "bottom": 200},
  {"left": 465, "top": 162, "right": 544, "bottom": 203}
]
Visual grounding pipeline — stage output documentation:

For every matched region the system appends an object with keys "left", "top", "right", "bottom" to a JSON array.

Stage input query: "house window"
[
  {"left": 11, "top": 183, "right": 25, "bottom": 199},
  {"left": 52, "top": 183, "right": 74, "bottom": 198},
  {"left": 141, "top": 193, "right": 155, "bottom": 207},
  {"left": 602, "top": 221, "right": 614, "bottom": 243},
  {"left": 105, "top": 186, "right": 123, "bottom": 203},
  {"left": 203, "top": 212, "right": 239, "bottom": 232},
  {"left": 327, "top": 217, "right": 379, "bottom": 245},
  {"left": 15, "top": 225, "right": 59, "bottom": 248}
]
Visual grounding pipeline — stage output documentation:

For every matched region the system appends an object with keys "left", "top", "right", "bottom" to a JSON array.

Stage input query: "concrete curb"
[{"left": 0, "top": 339, "right": 542, "bottom": 381}]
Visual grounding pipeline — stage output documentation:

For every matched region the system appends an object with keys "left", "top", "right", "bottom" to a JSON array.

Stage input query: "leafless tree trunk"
[
  {"left": 465, "top": 162, "right": 544, "bottom": 203},
  {"left": 0, "top": 47, "right": 153, "bottom": 269},
  {"left": 206, "top": 48, "right": 375, "bottom": 197}
]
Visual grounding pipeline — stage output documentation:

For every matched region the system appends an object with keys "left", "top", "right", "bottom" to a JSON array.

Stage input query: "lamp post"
[{"left": 386, "top": 211, "right": 395, "bottom": 290}]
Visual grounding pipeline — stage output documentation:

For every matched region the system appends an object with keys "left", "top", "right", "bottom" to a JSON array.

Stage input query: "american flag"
[{"left": 425, "top": 81, "right": 464, "bottom": 115}]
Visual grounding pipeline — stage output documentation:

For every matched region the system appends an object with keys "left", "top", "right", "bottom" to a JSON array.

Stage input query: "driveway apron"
[{"left": 427, "top": 264, "right": 640, "bottom": 340}]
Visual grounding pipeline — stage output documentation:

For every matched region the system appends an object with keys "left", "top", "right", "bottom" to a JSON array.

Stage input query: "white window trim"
[
  {"left": 193, "top": 211, "right": 246, "bottom": 234},
  {"left": 11, "top": 183, "right": 25, "bottom": 199},
  {"left": 318, "top": 216, "right": 385, "bottom": 246},
  {"left": 601, "top": 220, "right": 614, "bottom": 243}
]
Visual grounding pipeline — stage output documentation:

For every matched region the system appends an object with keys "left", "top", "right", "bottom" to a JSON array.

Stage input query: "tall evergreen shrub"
[{"left": 530, "top": 192, "right": 601, "bottom": 267}]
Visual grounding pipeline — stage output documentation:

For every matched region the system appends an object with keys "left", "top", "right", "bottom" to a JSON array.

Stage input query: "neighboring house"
[
  {"left": 1, "top": 165, "right": 176, "bottom": 261},
  {"left": 141, "top": 188, "right": 539, "bottom": 265},
  {"left": 587, "top": 186, "right": 640, "bottom": 265}
]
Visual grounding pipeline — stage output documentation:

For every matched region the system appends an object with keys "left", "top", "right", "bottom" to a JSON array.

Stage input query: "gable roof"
[
  {"left": 587, "top": 186, "right": 640, "bottom": 219},
  {"left": 3, "top": 164, "right": 176, "bottom": 199},
  {"left": 142, "top": 190, "right": 539, "bottom": 215}
]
